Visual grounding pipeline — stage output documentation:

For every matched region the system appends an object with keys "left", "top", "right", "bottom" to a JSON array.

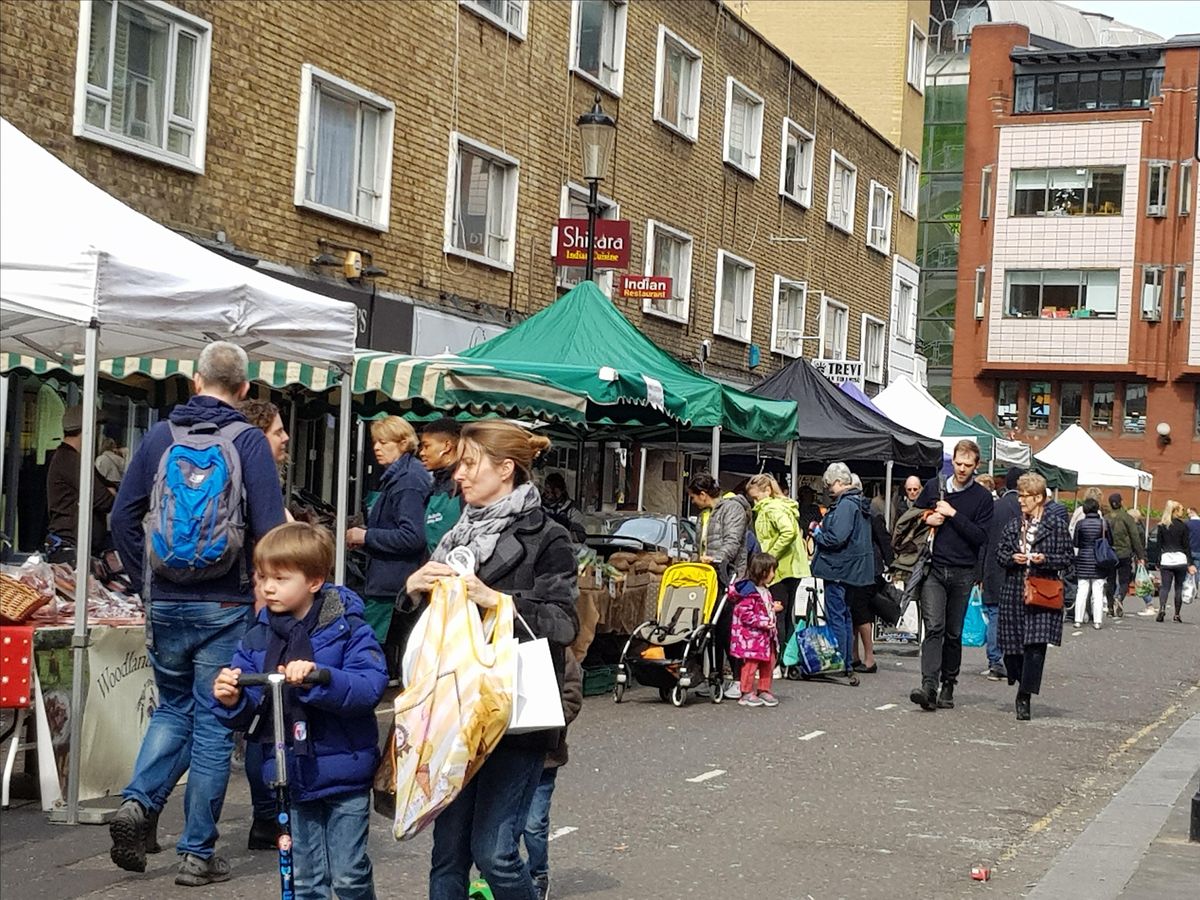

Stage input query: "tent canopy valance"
[{"left": 1034, "top": 423, "right": 1152, "bottom": 490}]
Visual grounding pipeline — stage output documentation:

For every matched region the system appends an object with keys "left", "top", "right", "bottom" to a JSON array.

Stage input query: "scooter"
[{"left": 238, "top": 669, "right": 331, "bottom": 900}]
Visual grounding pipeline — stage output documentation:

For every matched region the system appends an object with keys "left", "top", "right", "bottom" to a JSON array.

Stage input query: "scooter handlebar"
[{"left": 236, "top": 669, "right": 332, "bottom": 688}]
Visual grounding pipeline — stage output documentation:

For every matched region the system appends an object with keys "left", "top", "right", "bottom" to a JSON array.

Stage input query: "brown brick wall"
[{"left": 0, "top": 0, "right": 900, "bottom": 382}]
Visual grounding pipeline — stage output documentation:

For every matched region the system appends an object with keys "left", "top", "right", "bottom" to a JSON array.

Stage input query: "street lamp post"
[{"left": 576, "top": 93, "right": 616, "bottom": 283}]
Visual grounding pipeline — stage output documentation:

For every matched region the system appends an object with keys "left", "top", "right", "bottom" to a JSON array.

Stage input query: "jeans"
[
  {"left": 918, "top": 565, "right": 975, "bottom": 686},
  {"left": 1075, "top": 578, "right": 1107, "bottom": 627},
  {"left": 123, "top": 601, "right": 252, "bottom": 857},
  {"left": 1005, "top": 643, "right": 1047, "bottom": 696},
  {"left": 523, "top": 767, "right": 558, "bottom": 881},
  {"left": 245, "top": 740, "right": 274, "bottom": 819},
  {"left": 982, "top": 603, "right": 1003, "bottom": 670},
  {"left": 822, "top": 581, "right": 854, "bottom": 675},
  {"left": 1159, "top": 567, "right": 1187, "bottom": 616},
  {"left": 429, "top": 744, "right": 545, "bottom": 900},
  {"left": 1107, "top": 557, "right": 1134, "bottom": 612},
  {"left": 292, "top": 790, "right": 375, "bottom": 900}
]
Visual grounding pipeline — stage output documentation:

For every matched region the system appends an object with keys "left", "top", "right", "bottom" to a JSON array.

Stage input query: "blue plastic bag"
[
  {"left": 789, "top": 623, "right": 845, "bottom": 675},
  {"left": 962, "top": 584, "right": 986, "bottom": 648}
]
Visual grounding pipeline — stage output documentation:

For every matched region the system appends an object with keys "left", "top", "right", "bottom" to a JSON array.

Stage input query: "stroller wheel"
[
  {"left": 658, "top": 686, "right": 672, "bottom": 703},
  {"left": 613, "top": 682, "right": 625, "bottom": 703},
  {"left": 670, "top": 685, "right": 687, "bottom": 707}
]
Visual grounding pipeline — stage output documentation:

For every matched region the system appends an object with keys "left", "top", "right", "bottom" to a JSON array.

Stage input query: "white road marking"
[
  {"left": 1072, "top": 631, "right": 1083, "bottom": 636},
  {"left": 799, "top": 730, "right": 825, "bottom": 741},
  {"left": 875, "top": 703, "right": 898, "bottom": 711},
  {"left": 686, "top": 769, "right": 726, "bottom": 783},
  {"left": 547, "top": 826, "right": 577, "bottom": 841}
]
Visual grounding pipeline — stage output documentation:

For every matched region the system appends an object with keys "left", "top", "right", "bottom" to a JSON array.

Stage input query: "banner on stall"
[{"left": 812, "top": 358, "right": 864, "bottom": 388}]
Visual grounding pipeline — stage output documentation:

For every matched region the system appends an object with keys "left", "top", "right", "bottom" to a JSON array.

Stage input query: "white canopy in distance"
[{"left": 1034, "top": 423, "right": 1153, "bottom": 490}]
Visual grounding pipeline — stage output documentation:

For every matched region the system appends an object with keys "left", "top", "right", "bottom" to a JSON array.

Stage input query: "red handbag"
[{"left": 1024, "top": 574, "right": 1063, "bottom": 611}]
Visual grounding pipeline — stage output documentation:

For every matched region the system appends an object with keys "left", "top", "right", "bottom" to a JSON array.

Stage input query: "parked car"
[{"left": 584, "top": 513, "right": 697, "bottom": 558}]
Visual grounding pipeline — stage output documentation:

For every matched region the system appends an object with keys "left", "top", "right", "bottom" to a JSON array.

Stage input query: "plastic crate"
[{"left": 582, "top": 664, "right": 617, "bottom": 697}]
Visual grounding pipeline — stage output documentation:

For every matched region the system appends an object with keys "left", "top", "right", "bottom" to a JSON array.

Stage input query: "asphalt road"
[{"left": 2, "top": 610, "right": 1198, "bottom": 899}]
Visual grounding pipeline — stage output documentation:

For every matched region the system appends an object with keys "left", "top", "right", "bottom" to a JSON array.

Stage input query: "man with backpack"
[{"left": 108, "top": 342, "right": 286, "bottom": 886}]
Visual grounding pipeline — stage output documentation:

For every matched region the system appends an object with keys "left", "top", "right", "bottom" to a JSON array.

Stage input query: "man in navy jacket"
[
  {"left": 909, "top": 440, "right": 994, "bottom": 712},
  {"left": 108, "top": 342, "right": 286, "bottom": 886}
]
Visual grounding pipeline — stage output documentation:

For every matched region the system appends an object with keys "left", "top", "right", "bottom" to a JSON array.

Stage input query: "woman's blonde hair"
[
  {"left": 1083, "top": 486, "right": 1104, "bottom": 502},
  {"left": 1159, "top": 500, "right": 1186, "bottom": 527},
  {"left": 459, "top": 421, "right": 550, "bottom": 485},
  {"left": 1016, "top": 472, "right": 1047, "bottom": 499},
  {"left": 747, "top": 473, "right": 784, "bottom": 498},
  {"left": 370, "top": 415, "right": 417, "bottom": 454},
  {"left": 254, "top": 522, "right": 334, "bottom": 582}
]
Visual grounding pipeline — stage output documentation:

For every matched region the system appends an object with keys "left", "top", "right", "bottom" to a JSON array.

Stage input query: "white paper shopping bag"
[{"left": 508, "top": 616, "right": 566, "bottom": 735}]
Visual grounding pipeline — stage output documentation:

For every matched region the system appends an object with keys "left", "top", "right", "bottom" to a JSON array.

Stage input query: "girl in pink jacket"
[{"left": 729, "top": 553, "right": 781, "bottom": 707}]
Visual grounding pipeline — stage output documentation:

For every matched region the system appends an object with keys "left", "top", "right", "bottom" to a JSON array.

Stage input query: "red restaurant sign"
[
  {"left": 618, "top": 274, "right": 672, "bottom": 301},
  {"left": 554, "top": 218, "right": 631, "bottom": 269}
]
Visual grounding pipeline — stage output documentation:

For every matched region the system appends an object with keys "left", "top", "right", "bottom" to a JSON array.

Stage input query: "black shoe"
[
  {"left": 248, "top": 816, "right": 281, "bottom": 851},
  {"left": 175, "top": 853, "right": 232, "bottom": 887},
  {"left": 852, "top": 661, "right": 878, "bottom": 673},
  {"left": 986, "top": 668, "right": 1005, "bottom": 682},
  {"left": 533, "top": 873, "right": 550, "bottom": 900},
  {"left": 1015, "top": 693, "right": 1031, "bottom": 721},
  {"left": 909, "top": 682, "right": 937, "bottom": 711},
  {"left": 109, "top": 799, "right": 148, "bottom": 873},
  {"left": 1156, "top": 612, "right": 1165, "bottom": 622},
  {"left": 936, "top": 683, "right": 955, "bottom": 709},
  {"left": 1173, "top": 615, "right": 1182, "bottom": 623},
  {"left": 145, "top": 808, "right": 161, "bottom": 854}
]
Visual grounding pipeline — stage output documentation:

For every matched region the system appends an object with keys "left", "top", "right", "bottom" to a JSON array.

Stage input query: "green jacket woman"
[{"left": 752, "top": 493, "right": 811, "bottom": 581}]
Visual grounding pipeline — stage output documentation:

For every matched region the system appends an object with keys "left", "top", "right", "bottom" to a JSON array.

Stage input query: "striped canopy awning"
[{"left": 0, "top": 352, "right": 335, "bottom": 391}]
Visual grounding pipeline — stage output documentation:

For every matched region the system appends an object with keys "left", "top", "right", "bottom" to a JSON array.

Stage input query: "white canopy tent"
[{"left": 0, "top": 118, "right": 358, "bottom": 823}]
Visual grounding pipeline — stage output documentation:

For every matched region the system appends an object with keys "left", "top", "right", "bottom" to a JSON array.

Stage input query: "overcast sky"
[{"left": 1058, "top": 1, "right": 1200, "bottom": 40}]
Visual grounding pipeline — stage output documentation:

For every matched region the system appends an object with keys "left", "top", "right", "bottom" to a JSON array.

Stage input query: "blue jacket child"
[{"left": 212, "top": 584, "right": 388, "bottom": 802}]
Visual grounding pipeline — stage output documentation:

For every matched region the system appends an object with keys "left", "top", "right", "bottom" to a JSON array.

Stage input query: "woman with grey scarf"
[{"left": 406, "top": 421, "right": 579, "bottom": 900}]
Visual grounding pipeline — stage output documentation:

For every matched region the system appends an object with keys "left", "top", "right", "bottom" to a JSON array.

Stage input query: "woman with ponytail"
[{"left": 406, "top": 421, "right": 579, "bottom": 900}]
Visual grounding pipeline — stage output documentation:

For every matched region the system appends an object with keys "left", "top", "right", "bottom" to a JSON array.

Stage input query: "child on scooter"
[
  {"left": 213, "top": 522, "right": 388, "bottom": 900},
  {"left": 729, "top": 552, "right": 782, "bottom": 708}
]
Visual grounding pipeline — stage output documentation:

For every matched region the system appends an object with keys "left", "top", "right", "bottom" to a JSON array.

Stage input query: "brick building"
[
  {"left": 951, "top": 23, "right": 1200, "bottom": 499},
  {"left": 0, "top": 0, "right": 914, "bottom": 391}
]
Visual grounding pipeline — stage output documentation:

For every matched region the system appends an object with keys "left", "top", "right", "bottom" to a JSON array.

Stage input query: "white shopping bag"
[
  {"left": 1182, "top": 575, "right": 1196, "bottom": 605},
  {"left": 508, "top": 615, "right": 566, "bottom": 735},
  {"left": 897, "top": 598, "right": 920, "bottom": 636}
]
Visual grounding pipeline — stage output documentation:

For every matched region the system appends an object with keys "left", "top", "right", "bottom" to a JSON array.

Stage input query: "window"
[
  {"left": 862, "top": 315, "right": 886, "bottom": 384},
  {"left": 713, "top": 250, "right": 755, "bottom": 343},
  {"left": 780, "top": 119, "right": 815, "bottom": 207},
  {"left": 1179, "top": 161, "right": 1193, "bottom": 216},
  {"left": 818, "top": 295, "right": 849, "bottom": 360},
  {"left": 569, "top": 0, "right": 627, "bottom": 95},
  {"left": 1091, "top": 382, "right": 1115, "bottom": 431},
  {"left": 770, "top": 277, "right": 807, "bottom": 357},
  {"left": 654, "top": 26, "right": 701, "bottom": 141},
  {"left": 444, "top": 133, "right": 520, "bottom": 270},
  {"left": 1029, "top": 381, "right": 1051, "bottom": 431},
  {"left": 1003, "top": 269, "right": 1118, "bottom": 318},
  {"left": 907, "top": 23, "right": 927, "bottom": 93},
  {"left": 557, "top": 183, "right": 619, "bottom": 294},
  {"left": 827, "top": 151, "right": 857, "bottom": 233},
  {"left": 1060, "top": 382, "right": 1083, "bottom": 427},
  {"left": 1123, "top": 383, "right": 1147, "bottom": 434},
  {"left": 1146, "top": 161, "right": 1169, "bottom": 216},
  {"left": 294, "top": 65, "right": 395, "bottom": 230},
  {"left": 1010, "top": 166, "right": 1124, "bottom": 217},
  {"left": 900, "top": 152, "right": 919, "bottom": 217},
  {"left": 643, "top": 220, "right": 693, "bottom": 322},
  {"left": 895, "top": 275, "right": 917, "bottom": 341},
  {"left": 1013, "top": 68, "right": 1164, "bottom": 113},
  {"left": 74, "top": 0, "right": 211, "bottom": 171},
  {"left": 460, "top": 0, "right": 526, "bottom": 38},
  {"left": 980, "top": 165, "right": 993, "bottom": 219},
  {"left": 723, "top": 77, "right": 764, "bottom": 179},
  {"left": 866, "top": 181, "right": 893, "bottom": 254},
  {"left": 1173, "top": 266, "right": 1188, "bottom": 321},
  {"left": 1141, "top": 265, "right": 1164, "bottom": 320},
  {"left": 996, "top": 381, "right": 1019, "bottom": 430},
  {"left": 974, "top": 266, "right": 987, "bottom": 319}
]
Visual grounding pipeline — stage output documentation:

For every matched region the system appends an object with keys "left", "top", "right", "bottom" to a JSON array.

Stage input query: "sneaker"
[
  {"left": 1093, "top": 622, "right": 1101, "bottom": 630},
  {"left": 248, "top": 815, "right": 281, "bottom": 851},
  {"left": 723, "top": 683, "right": 743, "bottom": 700},
  {"left": 109, "top": 799, "right": 148, "bottom": 873},
  {"left": 175, "top": 853, "right": 232, "bottom": 887},
  {"left": 986, "top": 668, "right": 1005, "bottom": 682},
  {"left": 758, "top": 691, "right": 779, "bottom": 707},
  {"left": 1137, "top": 607, "right": 1157, "bottom": 617},
  {"left": 533, "top": 873, "right": 550, "bottom": 900},
  {"left": 738, "top": 693, "right": 764, "bottom": 707}
]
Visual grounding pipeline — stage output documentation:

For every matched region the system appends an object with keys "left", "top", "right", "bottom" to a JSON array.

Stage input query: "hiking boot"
[
  {"left": 145, "top": 808, "right": 162, "bottom": 854},
  {"left": 909, "top": 681, "right": 937, "bottom": 711},
  {"left": 936, "top": 683, "right": 955, "bottom": 709},
  {"left": 175, "top": 853, "right": 232, "bottom": 887},
  {"left": 109, "top": 799, "right": 148, "bottom": 873},
  {"left": 248, "top": 815, "right": 281, "bottom": 851}
]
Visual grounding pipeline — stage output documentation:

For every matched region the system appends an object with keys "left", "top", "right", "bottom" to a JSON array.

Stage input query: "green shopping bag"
[{"left": 469, "top": 879, "right": 494, "bottom": 900}]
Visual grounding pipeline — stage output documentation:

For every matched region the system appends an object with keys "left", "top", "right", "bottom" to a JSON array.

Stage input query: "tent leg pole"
[
  {"left": 284, "top": 392, "right": 298, "bottom": 500},
  {"left": 885, "top": 460, "right": 894, "bottom": 530},
  {"left": 575, "top": 439, "right": 585, "bottom": 512},
  {"left": 1145, "top": 490, "right": 1152, "bottom": 546},
  {"left": 711, "top": 426, "right": 722, "bottom": 481},
  {"left": 637, "top": 446, "right": 647, "bottom": 512},
  {"left": 334, "top": 377, "right": 352, "bottom": 583},
  {"left": 789, "top": 441, "right": 799, "bottom": 500},
  {"left": 0, "top": 375, "right": 8, "bottom": 500},
  {"left": 66, "top": 324, "right": 100, "bottom": 826},
  {"left": 352, "top": 416, "right": 366, "bottom": 515}
]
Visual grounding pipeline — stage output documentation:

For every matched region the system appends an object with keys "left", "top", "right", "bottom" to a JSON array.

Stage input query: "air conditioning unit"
[{"left": 1188, "top": 462, "right": 1200, "bottom": 476}]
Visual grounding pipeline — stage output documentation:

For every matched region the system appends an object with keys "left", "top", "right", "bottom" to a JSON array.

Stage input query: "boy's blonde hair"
[{"left": 254, "top": 522, "right": 334, "bottom": 582}]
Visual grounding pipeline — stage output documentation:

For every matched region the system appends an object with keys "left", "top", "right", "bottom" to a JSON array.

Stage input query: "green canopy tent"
[{"left": 942, "top": 404, "right": 1077, "bottom": 491}]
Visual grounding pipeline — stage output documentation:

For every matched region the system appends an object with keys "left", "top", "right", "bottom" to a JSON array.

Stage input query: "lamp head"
[{"left": 577, "top": 93, "right": 616, "bottom": 182}]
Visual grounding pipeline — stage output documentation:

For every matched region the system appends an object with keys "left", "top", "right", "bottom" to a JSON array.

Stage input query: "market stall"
[
  {"left": 872, "top": 375, "right": 997, "bottom": 461},
  {"left": 1035, "top": 423, "right": 1154, "bottom": 533}
]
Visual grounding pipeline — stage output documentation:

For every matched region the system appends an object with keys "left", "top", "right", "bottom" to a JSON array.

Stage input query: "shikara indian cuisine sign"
[
  {"left": 554, "top": 218, "right": 631, "bottom": 269},
  {"left": 812, "top": 358, "right": 864, "bottom": 387},
  {"left": 618, "top": 275, "right": 672, "bottom": 300}
]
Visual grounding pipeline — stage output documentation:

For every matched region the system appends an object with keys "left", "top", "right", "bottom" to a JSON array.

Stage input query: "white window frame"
[
  {"left": 713, "top": 249, "right": 756, "bottom": 344},
  {"left": 770, "top": 276, "right": 808, "bottom": 358},
  {"left": 779, "top": 118, "right": 815, "bottom": 208},
  {"left": 974, "top": 266, "right": 987, "bottom": 319},
  {"left": 443, "top": 131, "right": 521, "bottom": 271},
  {"left": 72, "top": 0, "right": 212, "bottom": 173},
  {"left": 827, "top": 150, "right": 857, "bottom": 234},
  {"left": 1172, "top": 265, "right": 1188, "bottom": 321},
  {"left": 1147, "top": 160, "right": 1169, "bottom": 216},
  {"left": 653, "top": 25, "right": 702, "bottom": 142},
  {"left": 568, "top": 0, "right": 628, "bottom": 97},
  {"left": 899, "top": 151, "right": 919, "bottom": 218},
  {"left": 555, "top": 182, "right": 619, "bottom": 296},
  {"left": 1179, "top": 160, "right": 1193, "bottom": 216},
  {"left": 866, "top": 180, "right": 894, "bottom": 254},
  {"left": 459, "top": 0, "right": 528, "bottom": 39},
  {"left": 893, "top": 266, "right": 917, "bottom": 341},
  {"left": 861, "top": 314, "right": 887, "bottom": 384},
  {"left": 642, "top": 219, "right": 694, "bottom": 323},
  {"left": 818, "top": 294, "right": 849, "bottom": 361},
  {"left": 1141, "top": 265, "right": 1164, "bottom": 320},
  {"left": 293, "top": 65, "right": 396, "bottom": 231},
  {"left": 907, "top": 22, "right": 928, "bottom": 94},
  {"left": 722, "top": 76, "right": 764, "bottom": 180},
  {"left": 980, "top": 165, "right": 993, "bottom": 220}
]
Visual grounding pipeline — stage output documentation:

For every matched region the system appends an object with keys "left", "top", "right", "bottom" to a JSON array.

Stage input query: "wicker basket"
[{"left": 0, "top": 573, "right": 51, "bottom": 623}]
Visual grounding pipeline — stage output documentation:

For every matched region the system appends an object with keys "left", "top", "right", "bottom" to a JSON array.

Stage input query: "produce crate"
[{"left": 582, "top": 664, "right": 618, "bottom": 697}]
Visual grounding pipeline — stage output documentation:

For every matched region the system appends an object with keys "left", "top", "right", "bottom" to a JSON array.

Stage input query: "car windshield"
[{"left": 609, "top": 517, "right": 669, "bottom": 546}]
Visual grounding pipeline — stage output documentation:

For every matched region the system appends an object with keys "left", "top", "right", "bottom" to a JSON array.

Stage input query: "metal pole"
[
  {"left": 574, "top": 437, "right": 585, "bottom": 511},
  {"left": 352, "top": 416, "right": 366, "bottom": 515},
  {"left": 710, "top": 426, "right": 722, "bottom": 480},
  {"left": 334, "top": 373, "right": 352, "bottom": 583},
  {"left": 885, "top": 460, "right": 895, "bottom": 530},
  {"left": 584, "top": 179, "right": 599, "bottom": 283},
  {"left": 637, "top": 445, "right": 648, "bottom": 511},
  {"left": 66, "top": 323, "right": 100, "bottom": 825},
  {"left": 284, "top": 391, "right": 298, "bottom": 500},
  {"left": 789, "top": 440, "right": 799, "bottom": 500},
  {"left": 0, "top": 375, "right": 8, "bottom": 502}
]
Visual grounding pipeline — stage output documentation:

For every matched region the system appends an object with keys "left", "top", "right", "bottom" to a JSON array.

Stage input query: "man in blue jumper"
[
  {"left": 107, "top": 342, "right": 286, "bottom": 886},
  {"left": 910, "top": 439, "right": 994, "bottom": 712}
]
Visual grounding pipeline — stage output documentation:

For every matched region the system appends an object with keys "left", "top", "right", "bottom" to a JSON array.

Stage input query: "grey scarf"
[{"left": 432, "top": 482, "right": 541, "bottom": 569}]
